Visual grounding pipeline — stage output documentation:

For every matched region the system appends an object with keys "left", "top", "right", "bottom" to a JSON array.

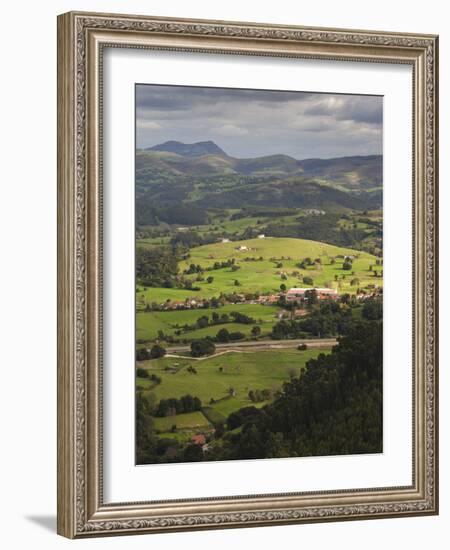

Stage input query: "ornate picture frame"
[{"left": 57, "top": 11, "right": 438, "bottom": 538}]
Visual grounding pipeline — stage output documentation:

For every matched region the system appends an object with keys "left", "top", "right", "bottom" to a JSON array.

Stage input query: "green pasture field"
[
  {"left": 136, "top": 237, "right": 381, "bottom": 304},
  {"left": 137, "top": 348, "right": 329, "bottom": 422},
  {"left": 136, "top": 303, "right": 280, "bottom": 342},
  {"left": 179, "top": 236, "right": 374, "bottom": 271},
  {"left": 152, "top": 410, "right": 212, "bottom": 433},
  {"left": 136, "top": 236, "right": 171, "bottom": 249}
]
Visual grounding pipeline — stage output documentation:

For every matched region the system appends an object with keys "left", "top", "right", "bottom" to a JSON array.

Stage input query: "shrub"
[
  {"left": 150, "top": 344, "right": 166, "bottom": 359},
  {"left": 191, "top": 339, "right": 216, "bottom": 357},
  {"left": 136, "top": 367, "right": 149, "bottom": 378},
  {"left": 216, "top": 328, "right": 230, "bottom": 343},
  {"left": 136, "top": 348, "right": 151, "bottom": 361}
]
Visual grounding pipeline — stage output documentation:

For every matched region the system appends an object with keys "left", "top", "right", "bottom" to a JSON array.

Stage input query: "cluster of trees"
[
  {"left": 191, "top": 339, "right": 216, "bottom": 357},
  {"left": 155, "top": 394, "right": 202, "bottom": 417},
  {"left": 216, "top": 328, "right": 245, "bottom": 343},
  {"left": 136, "top": 199, "right": 209, "bottom": 227},
  {"left": 136, "top": 344, "right": 166, "bottom": 361},
  {"left": 362, "top": 298, "right": 383, "bottom": 320},
  {"left": 136, "top": 392, "right": 158, "bottom": 464},
  {"left": 184, "top": 258, "right": 236, "bottom": 275},
  {"left": 248, "top": 388, "right": 274, "bottom": 403},
  {"left": 170, "top": 230, "right": 217, "bottom": 249},
  {"left": 296, "top": 256, "right": 318, "bottom": 270},
  {"left": 231, "top": 206, "right": 298, "bottom": 220},
  {"left": 277, "top": 288, "right": 321, "bottom": 309},
  {"left": 228, "top": 311, "right": 255, "bottom": 324},
  {"left": 178, "top": 311, "right": 257, "bottom": 335},
  {"left": 271, "top": 300, "right": 354, "bottom": 339},
  {"left": 136, "top": 247, "right": 179, "bottom": 288},
  {"left": 136, "top": 368, "right": 161, "bottom": 385},
  {"left": 265, "top": 212, "right": 369, "bottom": 250}
]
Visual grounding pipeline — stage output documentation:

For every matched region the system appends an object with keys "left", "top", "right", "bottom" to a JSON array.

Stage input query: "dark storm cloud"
[
  {"left": 303, "top": 95, "right": 383, "bottom": 125},
  {"left": 136, "top": 84, "right": 382, "bottom": 159},
  {"left": 136, "top": 85, "right": 316, "bottom": 111}
]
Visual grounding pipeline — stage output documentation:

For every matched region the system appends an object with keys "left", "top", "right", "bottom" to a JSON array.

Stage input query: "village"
[{"left": 144, "top": 283, "right": 381, "bottom": 308}]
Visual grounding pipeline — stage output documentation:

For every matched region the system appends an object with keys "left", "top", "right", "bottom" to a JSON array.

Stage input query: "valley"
[{"left": 135, "top": 139, "right": 383, "bottom": 464}]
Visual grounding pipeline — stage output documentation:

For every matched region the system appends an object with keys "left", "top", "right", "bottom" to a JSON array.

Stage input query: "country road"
[{"left": 165, "top": 338, "right": 337, "bottom": 354}]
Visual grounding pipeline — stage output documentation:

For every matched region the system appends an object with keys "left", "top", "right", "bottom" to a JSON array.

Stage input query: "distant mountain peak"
[{"left": 147, "top": 140, "right": 228, "bottom": 157}]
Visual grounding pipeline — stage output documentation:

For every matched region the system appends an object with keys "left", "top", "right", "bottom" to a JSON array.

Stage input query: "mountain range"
[
  {"left": 136, "top": 140, "right": 382, "bottom": 216},
  {"left": 147, "top": 140, "right": 227, "bottom": 157}
]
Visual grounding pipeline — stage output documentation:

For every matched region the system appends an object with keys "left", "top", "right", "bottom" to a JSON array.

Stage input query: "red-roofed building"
[
  {"left": 191, "top": 434, "right": 206, "bottom": 446},
  {"left": 286, "top": 287, "right": 338, "bottom": 302}
]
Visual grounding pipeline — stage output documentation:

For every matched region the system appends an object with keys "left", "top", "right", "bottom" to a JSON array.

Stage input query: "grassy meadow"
[
  {"left": 137, "top": 348, "right": 329, "bottom": 439},
  {"left": 137, "top": 236, "right": 381, "bottom": 309}
]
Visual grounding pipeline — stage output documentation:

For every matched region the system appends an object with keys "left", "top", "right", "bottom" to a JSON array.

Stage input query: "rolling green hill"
[{"left": 136, "top": 236, "right": 381, "bottom": 306}]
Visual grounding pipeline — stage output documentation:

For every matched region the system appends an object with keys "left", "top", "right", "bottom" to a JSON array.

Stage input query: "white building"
[{"left": 286, "top": 287, "right": 338, "bottom": 301}]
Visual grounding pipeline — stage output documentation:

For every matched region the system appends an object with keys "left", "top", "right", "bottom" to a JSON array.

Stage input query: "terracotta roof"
[{"left": 191, "top": 434, "right": 206, "bottom": 445}]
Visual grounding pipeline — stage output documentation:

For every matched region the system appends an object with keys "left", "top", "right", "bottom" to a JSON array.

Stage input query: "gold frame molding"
[{"left": 57, "top": 11, "right": 439, "bottom": 538}]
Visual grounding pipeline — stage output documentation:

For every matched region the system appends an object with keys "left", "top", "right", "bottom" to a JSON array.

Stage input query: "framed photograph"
[{"left": 57, "top": 11, "right": 439, "bottom": 538}]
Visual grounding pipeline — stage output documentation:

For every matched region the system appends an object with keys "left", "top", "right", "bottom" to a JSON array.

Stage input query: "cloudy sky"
[{"left": 136, "top": 84, "right": 382, "bottom": 159}]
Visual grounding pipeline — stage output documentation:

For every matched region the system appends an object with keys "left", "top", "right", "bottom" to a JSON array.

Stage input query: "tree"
[
  {"left": 206, "top": 276, "right": 214, "bottom": 284},
  {"left": 183, "top": 444, "right": 204, "bottom": 462},
  {"left": 136, "top": 246, "right": 179, "bottom": 288},
  {"left": 234, "top": 279, "right": 241, "bottom": 286},
  {"left": 136, "top": 367, "right": 149, "bottom": 378},
  {"left": 191, "top": 339, "right": 216, "bottom": 357},
  {"left": 211, "top": 311, "right": 220, "bottom": 324},
  {"left": 196, "top": 315, "right": 209, "bottom": 329},
  {"left": 288, "top": 367, "right": 298, "bottom": 379},
  {"left": 136, "top": 348, "right": 151, "bottom": 361},
  {"left": 280, "top": 283, "right": 287, "bottom": 292},
  {"left": 150, "top": 344, "right": 166, "bottom": 359},
  {"left": 251, "top": 325, "right": 261, "bottom": 338},
  {"left": 216, "top": 328, "right": 230, "bottom": 343},
  {"left": 136, "top": 393, "right": 158, "bottom": 464},
  {"left": 342, "top": 260, "right": 352, "bottom": 270},
  {"left": 304, "top": 288, "right": 318, "bottom": 307},
  {"left": 303, "top": 276, "right": 314, "bottom": 285},
  {"left": 362, "top": 298, "right": 383, "bottom": 320}
]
